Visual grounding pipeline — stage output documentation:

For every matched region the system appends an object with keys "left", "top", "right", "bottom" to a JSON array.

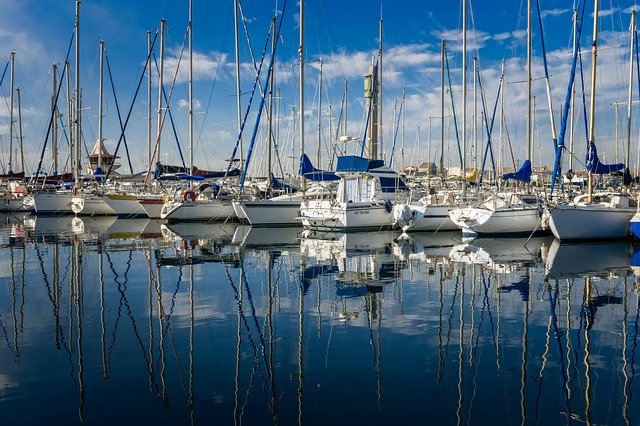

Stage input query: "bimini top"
[{"left": 336, "top": 155, "right": 385, "bottom": 172}]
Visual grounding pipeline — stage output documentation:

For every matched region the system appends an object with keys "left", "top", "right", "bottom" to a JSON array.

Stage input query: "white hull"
[
  {"left": 103, "top": 194, "right": 148, "bottom": 218},
  {"left": 70, "top": 194, "right": 116, "bottom": 215},
  {"left": 32, "top": 192, "right": 75, "bottom": 215},
  {"left": 138, "top": 197, "right": 164, "bottom": 220},
  {"left": 300, "top": 199, "right": 395, "bottom": 231},
  {"left": 394, "top": 203, "right": 457, "bottom": 232},
  {"left": 234, "top": 196, "right": 301, "bottom": 226},
  {"left": 449, "top": 206, "right": 543, "bottom": 236},
  {"left": 548, "top": 203, "right": 635, "bottom": 240},
  {"left": 161, "top": 199, "right": 236, "bottom": 221}
]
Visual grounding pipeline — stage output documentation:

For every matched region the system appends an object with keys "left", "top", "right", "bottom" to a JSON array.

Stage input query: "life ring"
[{"left": 182, "top": 190, "right": 196, "bottom": 202}]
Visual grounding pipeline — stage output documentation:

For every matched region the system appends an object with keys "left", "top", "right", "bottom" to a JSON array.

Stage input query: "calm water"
[{"left": 0, "top": 213, "right": 639, "bottom": 425}]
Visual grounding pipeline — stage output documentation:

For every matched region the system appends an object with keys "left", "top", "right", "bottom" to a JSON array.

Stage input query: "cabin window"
[{"left": 344, "top": 176, "right": 375, "bottom": 203}]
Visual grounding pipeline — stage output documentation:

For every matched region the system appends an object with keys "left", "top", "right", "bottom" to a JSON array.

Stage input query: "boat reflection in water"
[{"left": 0, "top": 220, "right": 639, "bottom": 424}]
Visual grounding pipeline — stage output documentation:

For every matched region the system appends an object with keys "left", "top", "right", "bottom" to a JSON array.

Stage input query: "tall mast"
[
  {"left": 587, "top": 0, "right": 600, "bottom": 203},
  {"left": 188, "top": 0, "right": 194, "bottom": 175},
  {"left": 569, "top": 8, "right": 577, "bottom": 173},
  {"left": 98, "top": 39, "right": 105, "bottom": 171},
  {"left": 378, "top": 14, "right": 383, "bottom": 161},
  {"left": 147, "top": 31, "right": 153, "bottom": 170},
  {"left": 299, "top": 0, "right": 305, "bottom": 191},
  {"left": 626, "top": 10, "right": 636, "bottom": 167},
  {"left": 527, "top": 0, "right": 532, "bottom": 161},
  {"left": 157, "top": 18, "right": 166, "bottom": 164},
  {"left": 462, "top": 0, "right": 467, "bottom": 192},
  {"left": 8, "top": 51, "right": 15, "bottom": 173},
  {"left": 17, "top": 87, "right": 24, "bottom": 174},
  {"left": 317, "top": 59, "right": 323, "bottom": 167},
  {"left": 440, "top": 39, "right": 445, "bottom": 178},
  {"left": 51, "top": 63, "right": 59, "bottom": 174},
  {"left": 473, "top": 56, "right": 477, "bottom": 171},
  {"left": 74, "top": 0, "right": 81, "bottom": 183},
  {"left": 66, "top": 61, "right": 73, "bottom": 176},
  {"left": 267, "top": 14, "right": 276, "bottom": 192},
  {"left": 234, "top": 0, "right": 243, "bottom": 169}
]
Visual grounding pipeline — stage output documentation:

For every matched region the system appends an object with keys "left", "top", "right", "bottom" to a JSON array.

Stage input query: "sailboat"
[
  {"left": 547, "top": 0, "right": 636, "bottom": 241},
  {"left": 32, "top": 3, "right": 83, "bottom": 215}
]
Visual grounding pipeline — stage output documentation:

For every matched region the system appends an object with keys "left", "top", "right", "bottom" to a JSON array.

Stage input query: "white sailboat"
[
  {"left": 299, "top": 156, "right": 407, "bottom": 231},
  {"left": 547, "top": 0, "right": 635, "bottom": 241},
  {"left": 448, "top": 190, "right": 546, "bottom": 237}
]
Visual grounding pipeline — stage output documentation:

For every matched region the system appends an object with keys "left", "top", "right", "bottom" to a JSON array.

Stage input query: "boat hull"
[
  {"left": 300, "top": 200, "right": 395, "bottom": 231},
  {"left": 548, "top": 203, "right": 635, "bottom": 241},
  {"left": 0, "top": 196, "right": 26, "bottom": 212},
  {"left": 103, "top": 194, "right": 148, "bottom": 218},
  {"left": 161, "top": 199, "right": 236, "bottom": 221},
  {"left": 70, "top": 195, "right": 116, "bottom": 215},
  {"left": 394, "top": 203, "right": 458, "bottom": 232},
  {"left": 32, "top": 192, "right": 75, "bottom": 215},
  {"left": 449, "top": 206, "right": 544, "bottom": 236},
  {"left": 234, "top": 200, "right": 300, "bottom": 226}
]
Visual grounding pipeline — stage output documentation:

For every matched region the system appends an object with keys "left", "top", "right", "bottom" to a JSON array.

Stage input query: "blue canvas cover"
[
  {"left": 586, "top": 141, "right": 625, "bottom": 174},
  {"left": 298, "top": 154, "right": 339, "bottom": 181},
  {"left": 503, "top": 160, "right": 532, "bottom": 182}
]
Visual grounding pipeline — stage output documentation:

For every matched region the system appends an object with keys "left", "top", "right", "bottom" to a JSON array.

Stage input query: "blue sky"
[{"left": 1, "top": 0, "right": 640, "bottom": 176}]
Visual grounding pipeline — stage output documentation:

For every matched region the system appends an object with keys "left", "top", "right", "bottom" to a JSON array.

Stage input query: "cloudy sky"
[{"left": 1, "top": 0, "right": 640, "bottom": 176}]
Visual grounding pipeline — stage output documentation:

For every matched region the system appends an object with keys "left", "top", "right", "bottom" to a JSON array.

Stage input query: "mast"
[
  {"left": 52, "top": 63, "right": 59, "bottom": 174},
  {"left": 569, "top": 7, "right": 577, "bottom": 173},
  {"left": 74, "top": 0, "right": 81, "bottom": 183},
  {"left": 147, "top": 31, "right": 153, "bottom": 174},
  {"left": 378, "top": 14, "right": 383, "bottom": 161},
  {"left": 157, "top": 18, "right": 166, "bottom": 164},
  {"left": 317, "top": 59, "right": 323, "bottom": 168},
  {"left": 473, "top": 56, "right": 477, "bottom": 171},
  {"left": 98, "top": 39, "right": 105, "bottom": 171},
  {"left": 234, "top": 0, "right": 243, "bottom": 170},
  {"left": 8, "top": 51, "right": 15, "bottom": 173},
  {"left": 626, "top": 10, "right": 636, "bottom": 168},
  {"left": 462, "top": 0, "right": 467, "bottom": 193},
  {"left": 66, "top": 61, "right": 73, "bottom": 177},
  {"left": 587, "top": 0, "right": 600, "bottom": 204},
  {"left": 527, "top": 0, "right": 532, "bottom": 161},
  {"left": 299, "top": 0, "right": 305, "bottom": 191},
  {"left": 188, "top": 0, "right": 194, "bottom": 175},
  {"left": 500, "top": 59, "right": 505, "bottom": 175},
  {"left": 440, "top": 39, "right": 445, "bottom": 178},
  {"left": 17, "top": 87, "right": 24, "bottom": 174},
  {"left": 267, "top": 14, "right": 276, "bottom": 193}
]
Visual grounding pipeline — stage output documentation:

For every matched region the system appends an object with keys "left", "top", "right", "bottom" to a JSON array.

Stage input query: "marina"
[
  {"left": 4, "top": 0, "right": 640, "bottom": 423},
  {"left": 0, "top": 214, "right": 640, "bottom": 424}
]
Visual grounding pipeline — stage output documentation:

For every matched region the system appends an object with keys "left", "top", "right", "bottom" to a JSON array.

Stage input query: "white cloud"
[
  {"left": 164, "top": 50, "right": 230, "bottom": 84},
  {"left": 177, "top": 98, "right": 202, "bottom": 111}
]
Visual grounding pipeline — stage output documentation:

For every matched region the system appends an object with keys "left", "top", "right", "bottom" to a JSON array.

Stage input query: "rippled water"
[{"left": 0, "top": 213, "right": 639, "bottom": 425}]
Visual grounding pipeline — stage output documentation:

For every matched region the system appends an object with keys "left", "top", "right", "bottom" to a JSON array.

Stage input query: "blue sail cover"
[
  {"left": 298, "top": 153, "right": 339, "bottom": 181},
  {"left": 586, "top": 141, "right": 625, "bottom": 174},
  {"left": 502, "top": 160, "right": 532, "bottom": 182},
  {"left": 271, "top": 175, "right": 298, "bottom": 193}
]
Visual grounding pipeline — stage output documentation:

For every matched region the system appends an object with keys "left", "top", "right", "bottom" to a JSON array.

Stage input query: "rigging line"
[
  {"left": 444, "top": 48, "right": 463, "bottom": 166},
  {"left": 549, "top": 0, "right": 587, "bottom": 195},
  {"left": 221, "top": 17, "right": 274, "bottom": 187},
  {"left": 144, "top": 28, "right": 189, "bottom": 184},
  {"left": 196, "top": 6, "right": 232, "bottom": 167},
  {"left": 237, "top": 0, "right": 267, "bottom": 99},
  {"left": 240, "top": 0, "right": 289, "bottom": 192},
  {"left": 105, "top": 52, "right": 133, "bottom": 174},
  {"left": 106, "top": 30, "right": 159, "bottom": 181},
  {"left": 32, "top": 30, "right": 74, "bottom": 182},
  {"left": 151, "top": 52, "right": 186, "bottom": 169},
  {"left": 477, "top": 62, "right": 499, "bottom": 183}
]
